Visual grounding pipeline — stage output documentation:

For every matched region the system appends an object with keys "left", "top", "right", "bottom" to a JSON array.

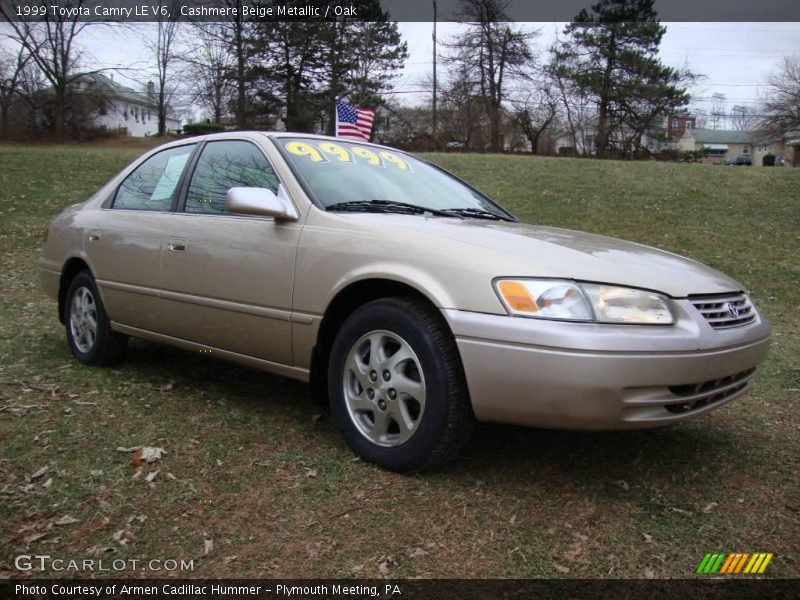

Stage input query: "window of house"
[
  {"left": 672, "top": 119, "right": 678, "bottom": 129},
  {"left": 742, "top": 144, "right": 749, "bottom": 154},
  {"left": 185, "top": 141, "right": 280, "bottom": 215},
  {"left": 113, "top": 144, "right": 196, "bottom": 211},
  {"left": 685, "top": 121, "right": 693, "bottom": 130},
  {"left": 758, "top": 144, "right": 768, "bottom": 152}
]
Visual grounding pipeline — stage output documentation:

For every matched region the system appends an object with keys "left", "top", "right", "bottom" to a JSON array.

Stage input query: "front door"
[{"left": 157, "top": 139, "right": 300, "bottom": 365}]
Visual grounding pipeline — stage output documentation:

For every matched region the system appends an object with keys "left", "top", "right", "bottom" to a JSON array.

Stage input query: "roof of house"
[
  {"left": 684, "top": 129, "right": 754, "bottom": 144},
  {"left": 74, "top": 72, "right": 158, "bottom": 110}
]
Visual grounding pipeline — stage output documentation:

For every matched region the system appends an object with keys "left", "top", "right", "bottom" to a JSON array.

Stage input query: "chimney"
[{"left": 147, "top": 81, "right": 155, "bottom": 98}]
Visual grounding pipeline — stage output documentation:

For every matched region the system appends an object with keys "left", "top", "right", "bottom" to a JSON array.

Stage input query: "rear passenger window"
[
  {"left": 185, "top": 141, "right": 280, "bottom": 214},
  {"left": 113, "top": 145, "right": 196, "bottom": 210}
]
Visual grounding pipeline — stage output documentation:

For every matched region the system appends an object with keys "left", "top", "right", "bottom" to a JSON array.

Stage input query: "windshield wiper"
[
  {"left": 436, "top": 207, "right": 507, "bottom": 221},
  {"left": 327, "top": 200, "right": 510, "bottom": 221},
  {"left": 327, "top": 200, "right": 451, "bottom": 217}
]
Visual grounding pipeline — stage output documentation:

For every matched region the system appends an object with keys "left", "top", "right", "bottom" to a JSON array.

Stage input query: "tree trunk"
[
  {"left": 235, "top": 23, "right": 247, "bottom": 129},
  {"left": 596, "top": 99, "right": 608, "bottom": 159},
  {"left": 158, "top": 90, "right": 166, "bottom": 136},
  {"left": 54, "top": 87, "right": 66, "bottom": 143},
  {"left": 0, "top": 103, "right": 9, "bottom": 139}
]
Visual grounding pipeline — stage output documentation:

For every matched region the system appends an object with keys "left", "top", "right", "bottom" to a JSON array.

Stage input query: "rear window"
[{"left": 113, "top": 145, "right": 196, "bottom": 211}]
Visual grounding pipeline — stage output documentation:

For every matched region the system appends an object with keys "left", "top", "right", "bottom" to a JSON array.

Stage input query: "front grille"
[
  {"left": 665, "top": 368, "right": 756, "bottom": 414},
  {"left": 689, "top": 292, "right": 756, "bottom": 329}
]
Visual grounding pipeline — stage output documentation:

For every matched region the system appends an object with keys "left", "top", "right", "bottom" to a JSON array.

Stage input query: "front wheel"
[
  {"left": 64, "top": 271, "right": 127, "bottom": 366},
  {"left": 328, "top": 297, "right": 474, "bottom": 472}
]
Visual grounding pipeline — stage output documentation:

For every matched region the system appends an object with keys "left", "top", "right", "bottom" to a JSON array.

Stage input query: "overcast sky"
[{"left": 4, "top": 21, "right": 799, "bottom": 123}]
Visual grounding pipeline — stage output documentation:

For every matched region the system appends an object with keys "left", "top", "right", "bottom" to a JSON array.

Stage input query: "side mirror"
[{"left": 225, "top": 185, "right": 299, "bottom": 220}]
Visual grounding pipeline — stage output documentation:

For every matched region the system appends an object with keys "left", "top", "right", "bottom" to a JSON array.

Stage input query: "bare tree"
[
  {"left": 758, "top": 56, "right": 800, "bottom": 137},
  {"left": 0, "top": 44, "right": 32, "bottom": 138},
  {"left": 444, "top": 0, "right": 536, "bottom": 152},
  {"left": 511, "top": 75, "right": 558, "bottom": 154},
  {"left": 0, "top": 0, "right": 98, "bottom": 142},
  {"left": 145, "top": 1, "right": 181, "bottom": 136},
  {"left": 181, "top": 25, "right": 236, "bottom": 124},
  {"left": 188, "top": 0, "right": 253, "bottom": 128},
  {"left": 730, "top": 104, "right": 754, "bottom": 131}
]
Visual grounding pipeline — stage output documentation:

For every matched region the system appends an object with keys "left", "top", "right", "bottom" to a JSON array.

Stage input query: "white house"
[{"left": 72, "top": 73, "right": 181, "bottom": 137}]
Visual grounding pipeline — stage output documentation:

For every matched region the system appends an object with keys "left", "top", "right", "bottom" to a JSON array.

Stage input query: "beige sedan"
[{"left": 39, "top": 132, "right": 770, "bottom": 472}]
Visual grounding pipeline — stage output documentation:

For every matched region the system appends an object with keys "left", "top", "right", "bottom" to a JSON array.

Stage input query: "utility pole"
[{"left": 432, "top": 0, "right": 438, "bottom": 143}]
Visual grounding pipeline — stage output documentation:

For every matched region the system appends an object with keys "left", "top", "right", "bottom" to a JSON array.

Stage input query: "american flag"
[{"left": 335, "top": 99, "right": 375, "bottom": 141}]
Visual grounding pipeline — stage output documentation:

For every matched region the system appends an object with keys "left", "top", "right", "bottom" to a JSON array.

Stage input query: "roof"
[
  {"left": 73, "top": 72, "right": 158, "bottom": 110},
  {"left": 684, "top": 129, "right": 754, "bottom": 144}
]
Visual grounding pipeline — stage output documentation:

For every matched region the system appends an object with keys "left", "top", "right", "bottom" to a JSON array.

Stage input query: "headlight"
[{"left": 494, "top": 279, "right": 675, "bottom": 325}]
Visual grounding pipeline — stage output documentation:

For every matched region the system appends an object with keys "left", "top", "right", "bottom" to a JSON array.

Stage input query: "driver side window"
[{"left": 185, "top": 141, "right": 280, "bottom": 214}]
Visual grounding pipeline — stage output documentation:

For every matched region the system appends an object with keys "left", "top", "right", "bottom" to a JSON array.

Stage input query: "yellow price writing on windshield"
[
  {"left": 319, "top": 142, "right": 352, "bottom": 163},
  {"left": 286, "top": 141, "right": 326, "bottom": 162},
  {"left": 285, "top": 141, "right": 412, "bottom": 172},
  {"left": 379, "top": 151, "right": 410, "bottom": 170}
]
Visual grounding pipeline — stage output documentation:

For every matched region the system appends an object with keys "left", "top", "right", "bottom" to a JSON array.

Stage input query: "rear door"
[
  {"left": 88, "top": 143, "right": 197, "bottom": 331},
  {"left": 157, "top": 139, "right": 301, "bottom": 365}
]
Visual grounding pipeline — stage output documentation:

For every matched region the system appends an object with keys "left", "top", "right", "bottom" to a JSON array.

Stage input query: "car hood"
[{"left": 342, "top": 215, "right": 743, "bottom": 297}]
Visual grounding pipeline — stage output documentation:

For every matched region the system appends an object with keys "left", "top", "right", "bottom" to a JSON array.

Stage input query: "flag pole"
[{"left": 432, "top": 0, "right": 438, "bottom": 145}]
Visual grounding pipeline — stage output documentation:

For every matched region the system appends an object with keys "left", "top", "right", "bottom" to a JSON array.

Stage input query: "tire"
[
  {"left": 327, "top": 297, "right": 475, "bottom": 472},
  {"left": 64, "top": 270, "right": 127, "bottom": 366}
]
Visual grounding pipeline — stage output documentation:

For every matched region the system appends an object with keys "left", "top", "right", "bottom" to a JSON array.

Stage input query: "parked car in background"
[
  {"left": 39, "top": 132, "right": 770, "bottom": 472},
  {"left": 724, "top": 155, "right": 752, "bottom": 166}
]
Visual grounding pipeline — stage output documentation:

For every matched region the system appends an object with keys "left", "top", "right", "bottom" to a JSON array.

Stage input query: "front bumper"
[{"left": 442, "top": 300, "right": 770, "bottom": 430}]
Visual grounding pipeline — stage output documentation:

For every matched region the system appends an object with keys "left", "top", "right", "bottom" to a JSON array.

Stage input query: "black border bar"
[
  {"left": 1, "top": 0, "right": 799, "bottom": 23},
  {"left": 2, "top": 579, "right": 800, "bottom": 600}
]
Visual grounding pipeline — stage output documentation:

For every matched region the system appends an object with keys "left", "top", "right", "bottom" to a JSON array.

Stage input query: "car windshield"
[{"left": 275, "top": 137, "right": 513, "bottom": 220}]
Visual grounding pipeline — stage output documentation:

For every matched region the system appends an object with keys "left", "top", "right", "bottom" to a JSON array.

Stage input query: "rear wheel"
[
  {"left": 328, "top": 297, "right": 474, "bottom": 472},
  {"left": 64, "top": 271, "right": 127, "bottom": 365}
]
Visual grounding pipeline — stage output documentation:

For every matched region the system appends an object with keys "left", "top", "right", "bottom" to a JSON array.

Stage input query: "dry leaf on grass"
[
  {"left": 553, "top": 563, "right": 570, "bottom": 574},
  {"left": 53, "top": 515, "right": 78, "bottom": 526},
  {"left": 118, "top": 446, "right": 165, "bottom": 468},
  {"left": 29, "top": 466, "right": 49, "bottom": 480},
  {"left": 204, "top": 538, "right": 213, "bottom": 556},
  {"left": 702, "top": 502, "right": 719, "bottom": 513}
]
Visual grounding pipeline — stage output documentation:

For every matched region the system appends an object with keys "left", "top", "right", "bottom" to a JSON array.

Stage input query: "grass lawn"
[{"left": 0, "top": 142, "right": 798, "bottom": 579}]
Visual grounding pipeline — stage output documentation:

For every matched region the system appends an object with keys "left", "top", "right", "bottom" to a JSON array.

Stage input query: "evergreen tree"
[{"left": 556, "top": 0, "right": 692, "bottom": 158}]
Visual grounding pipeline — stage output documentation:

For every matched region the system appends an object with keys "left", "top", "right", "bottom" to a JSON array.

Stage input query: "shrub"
[
  {"left": 762, "top": 153, "right": 776, "bottom": 167},
  {"left": 183, "top": 122, "right": 225, "bottom": 135},
  {"left": 657, "top": 149, "right": 681, "bottom": 162}
]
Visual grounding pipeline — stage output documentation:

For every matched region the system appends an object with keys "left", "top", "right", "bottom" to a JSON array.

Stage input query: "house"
[
  {"left": 70, "top": 72, "right": 181, "bottom": 137},
  {"left": 677, "top": 129, "right": 795, "bottom": 166},
  {"left": 664, "top": 113, "right": 696, "bottom": 140}
]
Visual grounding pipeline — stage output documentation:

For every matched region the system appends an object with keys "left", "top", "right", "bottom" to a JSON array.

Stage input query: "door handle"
[
  {"left": 88, "top": 230, "right": 101, "bottom": 242},
  {"left": 167, "top": 239, "right": 187, "bottom": 252}
]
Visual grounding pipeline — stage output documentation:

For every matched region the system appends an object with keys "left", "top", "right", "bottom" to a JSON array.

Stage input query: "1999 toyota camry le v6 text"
[{"left": 38, "top": 132, "right": 771, "bottom": 472}]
